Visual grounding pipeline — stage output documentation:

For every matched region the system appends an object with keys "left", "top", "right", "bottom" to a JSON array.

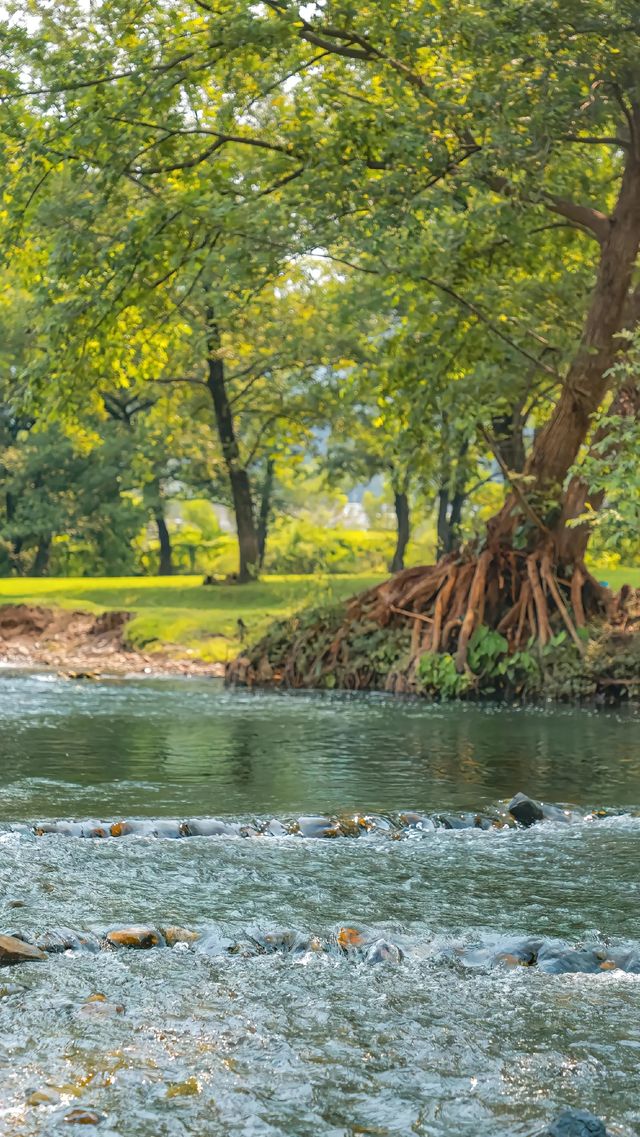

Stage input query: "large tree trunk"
[
  {"left": 257, "top": 457, "right": 275, "bottom": 568},
  {"left": 206, "top": 317, "right": 260, "bottom": 583},
  {"left": 494, "top": 151, "right": 640, "bottom": 545},
  {"left": 155, "top": 511, "right": 173, "bottom": 576},
  {"left": 390, "top": 489, "right": 410, "bottom": 572}
]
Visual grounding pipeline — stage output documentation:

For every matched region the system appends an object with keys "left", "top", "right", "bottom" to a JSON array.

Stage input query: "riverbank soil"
[
  {"left": 0, "top": 604, "right": 222, "bottom": 676},
  {"left": 0, "top": 574, "right": 383, "bottom": 668}
]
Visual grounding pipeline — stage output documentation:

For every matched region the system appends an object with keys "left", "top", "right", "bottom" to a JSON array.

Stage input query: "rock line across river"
[
  {"left": 9, "top": 791, "right": 630, "bottom": 843},
  {"left": 3, "top": 924, "right": 640, "bottom": 974}
]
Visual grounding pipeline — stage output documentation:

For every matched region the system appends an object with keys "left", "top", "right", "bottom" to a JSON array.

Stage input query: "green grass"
[
  {"left": 0, "top": 573, "right": 384, "bottom": 663},
  {"left": 586, "top": 564, "right": 640, "bottom": 591},
  {"left": 1, "top": 562, "right": 638, "bottom": 664}
]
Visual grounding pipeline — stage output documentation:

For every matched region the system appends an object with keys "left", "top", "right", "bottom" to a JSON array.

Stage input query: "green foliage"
[
  {"left": 262, "top": 520, "right": 394, "bottom": 575},
  {"left": 1, "top": 0, "right": 639, "bottom": 580},
  {"left": 416, "top": 652, "right": 472, "bottom": 699}
]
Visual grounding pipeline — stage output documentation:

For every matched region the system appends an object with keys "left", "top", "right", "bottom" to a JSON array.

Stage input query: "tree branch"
[{"left": 542, "top": 193, "right": 610, "bottom": 243}]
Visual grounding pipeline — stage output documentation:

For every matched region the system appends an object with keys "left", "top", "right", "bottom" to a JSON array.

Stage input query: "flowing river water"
[{"left": 1, "top": 672, "right": 640, "bottom": 1136}]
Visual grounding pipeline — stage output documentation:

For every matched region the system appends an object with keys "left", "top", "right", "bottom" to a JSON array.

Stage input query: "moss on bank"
[{"left": 227, "top": 603, "right": 640, "bottom": 703}]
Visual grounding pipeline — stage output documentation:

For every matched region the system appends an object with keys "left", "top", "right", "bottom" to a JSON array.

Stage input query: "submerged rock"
[
  {"left": 63, "top": 1107, "right": 106, "bottom": 1125},
  {"left": 546, "top": 1108, "right": 608, "bottom": 1137},
  {"left": 508, "top": 792, "right": 544, "bottom": 827},
  {"left": 105, "top": 926, "right": 164, "bottom": 950},
  {"left": 365, "top": 939, "right": 404, "bottom": 964},
  {"left": 536, "top": 945, "right": 604, "bottom": 974},
  {"left": 36, "top": 927, "right": 100, "bottom": 954},
  {"left": 78, "top": 993, "right": 125, "bottom": 1018},
  {"left": 399, "top": 812, "right": 434, "bottom": 831},
  {"left": 0, "top": 933, "right": 46, "bottom": 965},
  {"left": 436, "top": 812, "right": 490, "bottom": 830}
]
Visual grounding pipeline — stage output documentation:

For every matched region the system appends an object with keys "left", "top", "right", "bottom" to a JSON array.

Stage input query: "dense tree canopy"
[{"left": 0, "top": 1, "right": 638, "bottom": 655}]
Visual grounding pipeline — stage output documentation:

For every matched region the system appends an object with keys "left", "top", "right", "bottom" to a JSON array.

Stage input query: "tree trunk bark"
[
  {"left": 436, "top": 488, "right": 449, "bottom": 558},
  {"left": 257, "top": 457, "right": 275, "bottom": 568},
  {"left": 31, "top": 536, "right": 51, "bottom": 577},
  {"left": 390, "top": 489, "right": 410, "bottom": 572},
  {"left": 155, "top": 512, "right": 173, "bottom": 575},
  {"left": 206, "top": 316, "right": 260, "bottom": 583},
  {"left": 495, "top": 152, "right": 640, "bottom": 541},
  {"left": 447, "top": 489, "right": 465, "bottom": 549},
  {"left": 491, "top": 411, "right": 525, "bottom": 477}
]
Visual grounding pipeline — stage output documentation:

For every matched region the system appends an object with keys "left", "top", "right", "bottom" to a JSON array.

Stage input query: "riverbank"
[
  {"left": 0, "top": 573, "right": 382, "bottom": 676},
  {"left": 227, "top": 565, "right": 640, "bottom": 702},
  {"left": 1, "top": 567, "right": 639, "bottom": 688}
]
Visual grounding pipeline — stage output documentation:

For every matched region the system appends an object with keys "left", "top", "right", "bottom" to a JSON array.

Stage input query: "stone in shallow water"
[
  {"left": 546, "top": 1108, "right": 608, "bottom": 1137},
  {"left": 166, "top": 1076, "right": 200, "bottom": 1098},
  {"left": 0, "top": 982, "right": 25, "bottom": 997},
  {"left": 264, "top": 818, "right": 288, "bottom": 836},
  {"left": 336, "top": 926, "right": 366, "bottom": 951},
  {"left": 508, "top": 792, "right": 544, "bottom": 827},
  {"left": 110, "top": 819, "right": 180, "bottom": 838},
  {"left": 536, "top": 946, "right": 603, "bottom": 974},
  {"left": 28, "top": 1088, "right": 60, "bottom": 1106},
  {"left": 436, "top": 812, "right": 486, "bottom": 830},
  {"left": 0, "top": 933, "right": 46, "bottom": 965},
  {"left": 179, "top": 818, "right": 237, "bottom": 837},
  {"left": 63, "top": 1107, "right": 106, "bottom": 1125},
  {"left": 399, "top": 812, "right": 435, "bottom": 831},
  {"left": 160, "top": 926, "right": 199, "bottom": 947},
  {"left": 295, "top": 815, "right": 341, "bottom": 838},
  {"left": 105, "top": 926, "right": 164, "bottom": 949},
  {"left": 36, "top": 927, "right": 100, "bottom": 954},
  {"left": 365, "top": 939, "right": 404, "bottom": 964}
]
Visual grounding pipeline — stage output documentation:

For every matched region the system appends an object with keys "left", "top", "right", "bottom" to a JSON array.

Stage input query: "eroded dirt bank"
[{"left": 0, "top": 604, "right": 223, "bottom": 677}]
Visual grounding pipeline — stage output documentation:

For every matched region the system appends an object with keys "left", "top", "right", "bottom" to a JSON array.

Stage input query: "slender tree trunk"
[
  {"left": 448, "top": 489, "right": 465, "bottom": 548},
  {"left": 205, "top": 316, "right": 259, "bottom": 582},
  {"left": 390, "top": 489, "right": 410, "bottom": 572},
  {"left": 155, "top": 512, "right": 173, "bottom": 575},
  {"left": 491, "top": 411, "right": 525, "bottom": 478},
  {"left": 5, "top": 492, "right": 23, "bottom": 560},
  {"left": 436, "top": 488, "right": 449, "bottom": 558},
  {"left": 31, "top": 536, "right": 51, "bottom": 577},
  {"left": 257, "top": 457, "right": 275, "bottom": 568}
]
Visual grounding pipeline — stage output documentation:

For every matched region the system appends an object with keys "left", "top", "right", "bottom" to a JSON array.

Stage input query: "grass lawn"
[
  {"left": 587, "top": 564, "right": 640, "bottom": 591},
  {"left": 0, "top": 563, "right": 638, "bottom": 663},
  {"left": 0, "top": 573, "right": 384, "bottom": 663}
]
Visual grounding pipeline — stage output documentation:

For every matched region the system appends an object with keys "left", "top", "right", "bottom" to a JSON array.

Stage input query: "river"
[{"left": 1, "top": 673, "right": 639, "bottom": 1135}]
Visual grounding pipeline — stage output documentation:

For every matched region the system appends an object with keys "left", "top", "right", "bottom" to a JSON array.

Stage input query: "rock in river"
[
  {"left": 63, "top": 1107, "right": 106, "bottom": 1125},
  {"left": 508, "top": 792, "right": 544, "bottom": 827},
  {"left": 0, "top": 933, "right": 46, "bottom": 965},
  {"left": 546, "top": 1108, "right": 608, "bottom": 1137},
  {"left": 105, "top": 926, "right": 164, "bottom": 949}
]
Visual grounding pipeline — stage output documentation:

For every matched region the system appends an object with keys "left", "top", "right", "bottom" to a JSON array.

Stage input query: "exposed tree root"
[{"left": 227, "top": 542, "right": 639, "bottom": 697}]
